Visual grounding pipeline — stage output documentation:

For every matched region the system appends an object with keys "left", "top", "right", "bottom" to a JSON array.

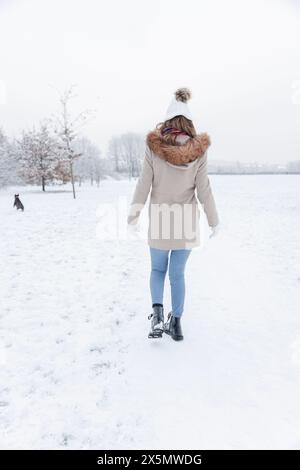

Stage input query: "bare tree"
[
  {"left": 121, "top": 132, "right": 144, "bottom": 179},
  {"left": 108, "top": 136, "right": 123, "bottom": 173},
  {"left": 73, "top": 136, "right": 107, "bottom": 186},
  {"left": 52, "top": 85, "right": 95, "bottom": 198},
  {"left": 107, "top": 132, "right": 144, "bottom": 178},
  {"left": 72, "top": 137, "right": 90, "bottom": 185}
]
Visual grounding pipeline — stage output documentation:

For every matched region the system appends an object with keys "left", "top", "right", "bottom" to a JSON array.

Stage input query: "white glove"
[
  {"left": 209, "top": 223, "right": 220, "bottom": 238},
  {"left": 127, "top": 221, "right": 140, "bottom": 238}
]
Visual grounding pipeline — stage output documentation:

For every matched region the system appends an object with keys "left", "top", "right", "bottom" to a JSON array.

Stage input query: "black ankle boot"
[
  {"left": 164, "top": 312, "right": 184, "bottom": 341},
  {"left": 148, "top": 305, "right": 164, "bottom": 338}
]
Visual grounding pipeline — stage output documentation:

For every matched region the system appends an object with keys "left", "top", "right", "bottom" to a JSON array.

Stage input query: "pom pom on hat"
[
  {"left": 175, "top": 88, "right": 191, "bottom": 103},
  {"left": 165, "top": 87, "right": 193, "bottom": 121}
]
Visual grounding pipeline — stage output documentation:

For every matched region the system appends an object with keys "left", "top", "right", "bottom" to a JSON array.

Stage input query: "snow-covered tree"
[
  {"left": 17, "top": 123, "right": 60, "bottom": 191},
  {"left": 0, "top": 127, "right": 20, "bottom": 187},
  {"left": 0, "top": 127, "right": 9, "bottom": 187}
]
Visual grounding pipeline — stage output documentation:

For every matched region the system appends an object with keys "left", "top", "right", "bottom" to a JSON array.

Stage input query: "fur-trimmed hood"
[{"left": 146, "top": 129, "right": 211, "bottom": 166}]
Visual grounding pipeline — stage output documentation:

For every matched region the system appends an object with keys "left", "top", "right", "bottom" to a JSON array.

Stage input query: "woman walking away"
[{"left": 127, "top": 88, "right": 219, "bottom": 341}]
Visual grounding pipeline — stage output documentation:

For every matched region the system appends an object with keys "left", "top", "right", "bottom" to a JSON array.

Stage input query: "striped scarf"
[{"left": 161, "top": 126, "right": 188, "bottom": 137}]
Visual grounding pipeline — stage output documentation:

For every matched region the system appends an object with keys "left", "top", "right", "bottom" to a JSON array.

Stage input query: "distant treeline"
[
  {"left": 1, "top": 111, "right": 299, "bottom": 197},
  {"left": 0, "top": 86, "right": 145, "bottom": 197},
  {"left": 0, "top": 125, "right": 145, "bottom": 191},
  {"left": 208, "top": 160, "right": 300, "bottom": 174}
]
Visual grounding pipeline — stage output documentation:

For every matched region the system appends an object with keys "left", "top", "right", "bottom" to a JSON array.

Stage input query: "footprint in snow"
[{"left": 92, "top": 361, "right": 111, "bottom": 375}]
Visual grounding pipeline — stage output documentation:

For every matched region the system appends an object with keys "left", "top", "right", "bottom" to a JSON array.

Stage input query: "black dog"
[{"left": 13, "top": 194, "right": 24, "bottom": 211}]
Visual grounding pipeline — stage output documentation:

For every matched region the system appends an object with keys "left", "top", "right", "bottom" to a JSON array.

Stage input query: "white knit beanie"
[{"left": 164, "top": 88, "right": 193, "bottom": 121}]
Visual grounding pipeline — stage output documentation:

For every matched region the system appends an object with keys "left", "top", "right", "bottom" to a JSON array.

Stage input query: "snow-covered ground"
[{"left": 0, "top": 175, "right": 300, "bottom": 450}]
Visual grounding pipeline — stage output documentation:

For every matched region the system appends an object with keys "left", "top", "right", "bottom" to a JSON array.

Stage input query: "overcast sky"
[{"left": 0, "top": 0, "right": 300, "bottom": 163}]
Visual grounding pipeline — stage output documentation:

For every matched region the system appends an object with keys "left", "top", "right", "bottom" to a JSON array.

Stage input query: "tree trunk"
[
  {"left": 70, "top": 160, "right": 76, "bottom": 199},
  {"left": 42, "top": 176, "right": 46, "bottom": 192}
]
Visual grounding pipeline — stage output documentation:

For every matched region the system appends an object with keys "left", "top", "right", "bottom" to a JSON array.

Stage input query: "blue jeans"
[{"left": 150, "top": 247, "right": 191, "bottom": 318}]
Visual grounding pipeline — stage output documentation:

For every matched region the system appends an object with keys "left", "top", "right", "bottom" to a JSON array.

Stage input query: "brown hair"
[{"left": 156, "top": 115, "right": 197, "bottom": 145}]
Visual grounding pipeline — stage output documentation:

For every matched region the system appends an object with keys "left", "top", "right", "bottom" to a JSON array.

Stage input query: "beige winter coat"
[{"left": 127, "top": 129, "right": 219, "bottom": 250}]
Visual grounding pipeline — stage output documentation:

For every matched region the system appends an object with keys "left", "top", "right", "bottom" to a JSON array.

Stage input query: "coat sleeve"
[
  {"left": 195, "top": 152, "right": 219, "bottom": 227},
  {"left": 127, "top": 145, "right": 153, "bottom": 225}
]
